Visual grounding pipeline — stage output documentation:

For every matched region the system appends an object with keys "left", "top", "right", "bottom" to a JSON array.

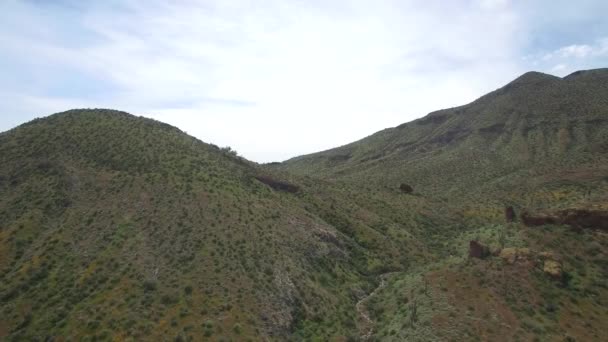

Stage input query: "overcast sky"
[{"left": 1, "top": 0, "right": 607, "bottom": 162}]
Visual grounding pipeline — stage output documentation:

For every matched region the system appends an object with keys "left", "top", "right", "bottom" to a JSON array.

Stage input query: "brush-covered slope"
[
  {"left": 0, "top": 109, "right": 459, "bottom": 341},
  {"left": 366, "top": 220, "right": 608, "bottom": 341},
  {"left": 278, "top": 68, "right": 608, "bottom": 341},
  {"left": 280, "top": 69, "right": 608, "bottom": 203}
]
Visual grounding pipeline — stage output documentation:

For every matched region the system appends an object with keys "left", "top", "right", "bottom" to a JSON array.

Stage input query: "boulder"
[
  {"left": 400, "top": 183, "right": 414, "bottom": 194},
  {"left": 543, "top": 260, "right": 563, "bottom": 279},
  {"left": 505, "top": 206, "right": 516, "bottom": 223},
  {"left": 469, "top": 240, "right": 490, "bottom": 259},
  {"left": 499, "top": 247, "right": 531, "bottom": 264}
]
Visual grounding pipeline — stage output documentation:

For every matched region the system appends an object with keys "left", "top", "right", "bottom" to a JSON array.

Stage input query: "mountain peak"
[
  {"left": 510, "top": 71, "right": 561, "bottom": 85},
  {"left": 564, "top": 68, "right": 608, "bottom": 81}
]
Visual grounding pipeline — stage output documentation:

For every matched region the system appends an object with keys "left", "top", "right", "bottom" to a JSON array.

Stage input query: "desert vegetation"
[{"left": 1, "top": 69, "right": 607, "bottom": 340}]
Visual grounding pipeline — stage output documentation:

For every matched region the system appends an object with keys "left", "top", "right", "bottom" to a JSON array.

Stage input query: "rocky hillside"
[
  {"left": 1, "top": 68, "right": 607, "bottom": 341},
  {"left": 277, "top": 68, "right": 608, "bottom": 341},
  {"left": 0, "top": 109, "right": 458, "bottom": 341},
  {"left": 280, "top": 69, "right": 608, "bottom": 204}
]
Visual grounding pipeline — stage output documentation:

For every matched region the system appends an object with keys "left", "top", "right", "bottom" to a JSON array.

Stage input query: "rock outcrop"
[
  {"left": 543, "top": 260, "right": 563, "bottom": 279},
  {"left": 559, "top": 209, "right": 608, "bottom": 231},
  {"left": 498, "top": 247, "right": 532, "bottom": 264},
  {"left": 520, "top": 211, "right": 559, "bottom": 227},
  {"left": 499, "top": 247, "right": 564, "bottom": 280},
  {"left": 521, "top": 209, "right": 608, "bottom": 231},
  {"left": 255, "top": 175, "right": 300, "bottom": 193},
  {"left": 505, "top": 206, "right": 516, "bottom": 223},
  {"left": 399, "top": 183, "right": 413, "bottom": 194},
  {"left": 469, "top": 240, "right": 490, "bottom": 259}
]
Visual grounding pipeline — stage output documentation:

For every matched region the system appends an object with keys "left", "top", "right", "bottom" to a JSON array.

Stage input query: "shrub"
[
  {"left": 161, "top": 294, "right": 178, "bottom": 305},
  {"left": 184, "top": 285, "right": 193, "bottom": 295},
  {"left": 143, "top": 280, "right": 157, "bottom": 292}
]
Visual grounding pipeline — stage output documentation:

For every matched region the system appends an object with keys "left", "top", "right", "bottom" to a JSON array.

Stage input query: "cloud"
[
  {"left": 550, "top": 64, "right": 567, "bottom": 73},
  {"left": 0, "top": 1, "right": 605, "bottom": 161},
  {"left": 532, "top": 37, "right": 608, "bottom": 76},
  {"left": 543, "top": 39, "right": 608, "bottom": 60},
  {"left": 557, "top": 45, "right": 594, "bottom": 58}
]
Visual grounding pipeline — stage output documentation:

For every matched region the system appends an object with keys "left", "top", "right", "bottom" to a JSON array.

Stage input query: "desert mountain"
[
  {"left": 279, "top": 69, "right": 608, "bottom": 340},
  {"left": 1, "top": 69, "right": 607, "bottom": 341},
  {"left": 0, "top": 110, "right": 456, "bottom": 340},
  {"left": 281, "top": 69, "right": 608, "bottom": 203}
]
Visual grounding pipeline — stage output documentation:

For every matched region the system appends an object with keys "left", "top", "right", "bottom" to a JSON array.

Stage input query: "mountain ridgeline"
[
  {"left": 0, "top": 110, "right": 456, "bottom": 340},
  {"left": 1, "top": 69, "right": 607, "bottom": 341},
  {"left": 280, "top": 69, "right": 608, "bottom": 202}
]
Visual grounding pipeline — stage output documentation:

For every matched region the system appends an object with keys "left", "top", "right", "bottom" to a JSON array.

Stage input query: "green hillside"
[
  {"left": 0, "top": 109, "right": 460, "bottom": 341},
  {"left": 1, "top": 68, "right": 607, "bottom": 341},
  {"left": 280, "top": 69, "right": 608, "bottom": 205},
  {"left": 280, "top": 68, "right": 608, "bottom": 341}
]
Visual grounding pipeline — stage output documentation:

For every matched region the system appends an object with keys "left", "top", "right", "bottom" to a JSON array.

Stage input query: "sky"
[{"left": 1, "top": 0, "right": 607, "bottom": 162}]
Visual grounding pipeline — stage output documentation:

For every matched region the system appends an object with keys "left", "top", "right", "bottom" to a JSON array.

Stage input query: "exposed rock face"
[
  {"left": 505, "top": 206, "right": 516, "bottom": 223},
  {"left": 469, "top": 240, "right": 490, "bottom": 259},
  {"left": 521, "top": 209, "right": 608, "bottom": 231},
  {"left": 499, "top": 248, "right": 564, "bottom": 280},
  {"left": 261, "top": 269, "right": 299, "bottom": 338},
  {"left": 498, "top": 247, "right": 532, "bottom": 264},
  {"left": 255, "top": 175, "right": 300, "bottom": 193},
  {"left": 520, "top": 211, "right": 558, "bottom": 227},
  {"left": 538, "top": 252, "right": 563, "bottom": 279},
  {"left": 559, "top": 209, "right": 608, "bottom": 231},
  {"left": 400, "top": 183, "right": 414, "bottom": 194}
]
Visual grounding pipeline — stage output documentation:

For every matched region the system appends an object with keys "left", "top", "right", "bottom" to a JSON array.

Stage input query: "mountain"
[
  {"left": 280, "top": 69, "right": 608, "bottom": 204},
  {"left": 0, "top": 109, "right": 459, "bottom": 341},
  {"left": 1, "top": 68, "right": 607, "bottom": 341},
  {"left": 278, "top": 68, "right": 608, "bottom": 341}
]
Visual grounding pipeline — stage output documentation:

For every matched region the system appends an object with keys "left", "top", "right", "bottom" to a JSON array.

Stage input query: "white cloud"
[
  {"left": 544, "top": 38, "right": 608, "bottom": 60},
  {"left": 550, "top": 64, "right": 567, "bottom": 73},
  {"left": 533, "top": 37, "right": 608, "bottom": 76},
  {"left": 0, "top": 0, "right": 574, "bottom": 162},
  {"left": 558, "top": 44, "right": 593, "bottom": 58}
]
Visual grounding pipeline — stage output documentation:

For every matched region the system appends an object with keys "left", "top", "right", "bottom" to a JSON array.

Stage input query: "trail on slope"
[{"left": 356, "top": 272, "right": 396, "bottom": 340}]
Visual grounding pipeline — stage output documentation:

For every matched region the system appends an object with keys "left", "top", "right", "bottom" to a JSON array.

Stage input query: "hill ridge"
[
  {"left": 279, "top": 67, "right": 608, "bottom": 197},
  {"left": 1, "top": 67, "right": 607, "bottom": 341}
]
